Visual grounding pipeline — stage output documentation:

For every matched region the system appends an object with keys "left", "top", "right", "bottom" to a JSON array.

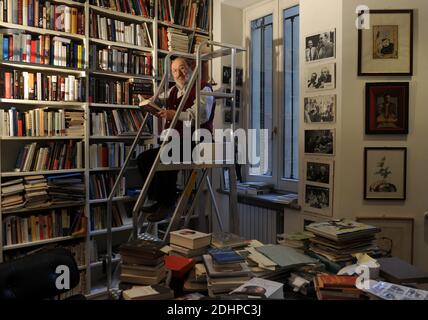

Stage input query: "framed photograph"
[
  {"left": 225, "top": 88, "right": 241, "bottom": 108},
  {"left": 224, "top": 109, "right": 239, "bottom": 124},
  {"left": 236, "top": 68, "right": 243, "bottom": 86},
  {"left": 304, "top": 94, "right": 336, "bottom": 123},
  {"left": 364, "top": 147, "right": 407, "bottom": 200},
  {"left": 222, "top": 66, "right": 231, "bottom": 84},
  {"left": 304, "top": 159, "right": 334, "bottom": 186},
  {"left": 356, "top": 217, "right": 414, "bottom": 263},
  {"left": 304, "top": 129, "right": 335, "bottom": 155},
  {"left": 303, "top": 184, "right": 333, "bottom": 216},
  {"left": 305, "top": 29, "right": 336, "bottom": 62},
  {"left": 305, "top": 63, "right": 336, "bottom": 92},
  {"left": 365, "top": 82, "right": 409, "bottom": 134},
  {"left": 358, "top": 10, "right": 413, "bottom": 76}
]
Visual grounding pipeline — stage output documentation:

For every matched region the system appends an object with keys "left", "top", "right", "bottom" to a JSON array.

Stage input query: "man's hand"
[{"left": 157, "top": 109, "right": 176, "bottom": 121}]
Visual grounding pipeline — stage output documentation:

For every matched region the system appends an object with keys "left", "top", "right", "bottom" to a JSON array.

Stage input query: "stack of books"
[
  {"left": 203, "top": 248, "right": 251, "bottom": 296},
  {"left": 158, "top": 27, "right": 189, "bottom": 52},
  {"left": 305, "top": 220, "right": 381, "bottom": 264},
  {"left": 119, "top": 239, "right": 167, "bottom": 285},
  {"left": 47, "top": 173, "right": 85, "bottom": 204},
  {"left": 314, "top": 274, "right": 366, "bottom": 300},
  {"left": 237, "top": 181, "right": 273, "bottom": 195},
  {"left": 1, "top": 178, "right": 25, "bottom": 210},
  {"left": 123, "top": 285, "right": 174, "bottom": 300},
  {"left": 169, "top": 229, "right": 211, "bottom": 260},
  {"left": 211, "top": 232, "right": 248, "bottom": 249},
  {"left": 24, "top": 175, "right": 49, "bottom": 208}
]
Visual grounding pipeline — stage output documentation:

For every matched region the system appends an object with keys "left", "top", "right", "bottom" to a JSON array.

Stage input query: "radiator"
[{"left": 238, "top": 203, "right": 278, "bottom": 244}]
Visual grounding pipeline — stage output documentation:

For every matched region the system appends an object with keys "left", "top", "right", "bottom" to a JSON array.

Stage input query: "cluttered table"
[{"left": 115, "top": 219, "right": 428, "bottom": 301}]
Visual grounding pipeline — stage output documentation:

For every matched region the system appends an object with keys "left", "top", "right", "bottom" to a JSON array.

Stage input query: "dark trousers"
[{"left": 136, "top": 147, "right": 178, "bottom": 207}]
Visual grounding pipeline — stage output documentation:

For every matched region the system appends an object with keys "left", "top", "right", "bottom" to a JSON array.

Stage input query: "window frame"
[{"left": 244, "top": 0, "right": 300, "bottom": 193}]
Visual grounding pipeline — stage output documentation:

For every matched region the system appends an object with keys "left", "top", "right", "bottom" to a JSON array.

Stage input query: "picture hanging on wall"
[
  {"left": 222, "top": 66, "right": 231, "bottom": 84},
  {"left": 224, "top": 109, "right": 239, "bottom": 124},
  {"left": 304, "top": 159, "right": 334, "bottom": 185},
  {"left": 364, "top": 147, "right": 407, "bottom": 200},
  {"left": 236, "top": 68, "right": 243, "bottom": 86},
  {"left": 365, "top": 82, "right": 409, "bottom": 134},
  {"left": 305, "top": 29, "right": 336, "bottom": 62},
  {"left": 303, "top": 184, "right": 333, "bottom": 217},
  {"left": 305, "top": 63, "right": 336, "bottom": 92},
  {"left": 304, "top": 94, "right": 336, "bottom": 123},
  {"left": 304, "top": 129, "right": 335, "bottom": 155},
  {"left": 358, "top": 10, "right": 413, "bottom": 76},
  {"left": 225, "top": 88, "right": 241, "bottom": 108}
]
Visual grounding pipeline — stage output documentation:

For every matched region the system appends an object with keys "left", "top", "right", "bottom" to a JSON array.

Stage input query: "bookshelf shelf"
[
  {"left": 158, "top": 20, "right": 208, "bottom": 34},
  {"left": 89, "top": 5, "right": 154, "bottom": 24},
  {"left": 0, "top": 22, "right": 86, "bottom": 41},
  {"left": 89, "top": 224, "right": 133, "bottom": 236},
  {"left": 0, "top": 61, "right": 86, "bottom": 76},
  {"left": 89, "top": 70, "right": 154, "bottom": 81},
  {"left": 1, "top": 169, "right": 85, "bottom": 178},
  {"left": 89, "top": 38, "right": 152, "bottom": 53},
  {"left": 52, "top": 0, "right": 86, "bottom": 8},
  {"left": 88, "top": 103, "right": 141, "bottom": 110},
  {"left": 89, "top": 166, "right": 137, "bottom": 172},
  {"left": 89, "top": 135, "right": 152, "bottom": 140},
  {"left": 1, "top": 136, "right": 84, "bottom": 141},
  {"left": 3, "top": 235, "right": 82, "bottom": 251},
  {"left": 0, "top": 99, "right": 86, "bottom": 107},
  {"left": 1, "top": 202, "right": 86, "bottom": 215}
]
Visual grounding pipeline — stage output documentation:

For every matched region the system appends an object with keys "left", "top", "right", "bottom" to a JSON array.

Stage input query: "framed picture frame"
[
  {"left": 304, "top": 129, "right": 335, "bottom": 156},
  {"left": 365, "top": 82, "right": 409, "bottom": 134},
  {"left": 236, "top": 68, "right": 243, "bottom": 86},
  {"left": 303, "top": 183, "right": 333, "bottom": 217},
  {"left": 304, "top": 158, "right": 334, "bottom": 186},
  {"left": 305, "top": 62, "right": 336, "bottom": 92},
  {"left": 356, "top": 217, "right": 414, "bottom": 263},
  {"left": 364, "top": 147, "right": 407, "bottom": 200},
  {"left": 223, "top": 109, "right": 239, "bottom": 124},
  {"left": 224, "top": 88, "right": 241, "bottom": 108},
  {"left": 222, "top": 66, "right": 231, "bottom": 84},
  {"left": 305, "top": 29, "right": 336, "bottom": 63},
  {"left": 304, "top": 94, "right": 336, "bottom": 124},
  {"left": 358, "top": 10, "right": 413, "bottom": 76}
]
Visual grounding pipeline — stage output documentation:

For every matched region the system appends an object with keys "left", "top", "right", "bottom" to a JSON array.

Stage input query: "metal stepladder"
[{"left": 105, "top": 41, "right": 246, "bottom": 291}]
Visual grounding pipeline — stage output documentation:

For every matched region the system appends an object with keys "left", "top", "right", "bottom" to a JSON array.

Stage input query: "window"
[
  {"left": 250, "top": 14, "right": 273, "bottom": 177},
  {"left": 246, "top": 2, "right": 299, "bottom": 191},
  {"left": 283, "top": 6, "right": 299, "bottom": 180}
]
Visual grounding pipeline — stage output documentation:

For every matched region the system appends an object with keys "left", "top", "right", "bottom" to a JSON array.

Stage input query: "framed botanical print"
[
  {"left": 358, "top": 10, "right": 413, "bottom": 76},
  {"left": 364, "top": 147, "right": 407, "bottom": 200},
  {"left": 365, "top": 82, "right": 409, "bottom": 134}
]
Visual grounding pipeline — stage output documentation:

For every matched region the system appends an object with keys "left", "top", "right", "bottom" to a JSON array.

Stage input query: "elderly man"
[
  {"left": 137, "top": 57, "right": 216, "bottom": 222},
  {"left": 317, "top": 32, "right": 334, "bottom": 59}
]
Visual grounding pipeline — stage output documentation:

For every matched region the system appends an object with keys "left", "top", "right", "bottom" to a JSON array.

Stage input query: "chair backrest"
[{"left": 0, "top": 247, "right": 80, "bottom": 299}]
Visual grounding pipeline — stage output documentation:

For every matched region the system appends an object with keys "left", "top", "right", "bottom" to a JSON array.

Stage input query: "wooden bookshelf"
[{"left": 0, "top": 0, "right": 213, "bottom": 298}]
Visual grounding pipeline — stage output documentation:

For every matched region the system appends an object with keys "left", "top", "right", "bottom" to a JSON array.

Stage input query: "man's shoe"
[
  {"left": 147, "top": 205, "right": 174, "bottom": 223},
  {"left": 142, "top": 202, "right": 160, "bottom": 213}
]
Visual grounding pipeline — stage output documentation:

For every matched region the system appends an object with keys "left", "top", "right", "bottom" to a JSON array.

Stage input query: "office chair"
[{"left": 0, "top": 247, "right": 85, "bottom": 300}]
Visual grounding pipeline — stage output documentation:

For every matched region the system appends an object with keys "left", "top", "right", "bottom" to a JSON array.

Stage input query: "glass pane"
[
  {"left": 283, "top": 7, "right": 299, "bottom": 180},
  {"left": 249, "top": 14, "right": 273, "bottom": 177}
]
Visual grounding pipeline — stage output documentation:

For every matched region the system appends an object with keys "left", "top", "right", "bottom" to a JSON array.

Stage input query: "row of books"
[
  {"left": 0, "top": 108, "right": 84, "bottom": 137},
  {"left": 90, "top": 202, "right": 131, "bottom": 231},
  {"left": 14, "top": 140, "right": 84, "bottom": 172},
  {"left": 1, "top": 70, "right": 85, "bottom": 101},
  {"left": 88, "top": 78, "right": 152, "bottom": 105},
  {"left": 89, "top": 13, "right": 152, "bottom": 48},
  {"left": 158, "top": 0, "right": 210, "bottom": 31},
  {"left": 90, "top": 109, "right": 145, "bottom": 136},
  {"left": 0, "top": 1, "right": 85, "bottom": 35},
  {"left": 2, "top": 207, "right": 85, "bottom": 246},
  {"left": 90, "top": 45, "right": 152, "bottom": 76},
  {"left": 1, "top": 173, "right": 85, "bottom": 211},
  {"left": 90, "top": 142, "right": 150, "bottom": 168},
  {"left": 89, "top": 0, "right": 155, "bottom": 18},
  {"left": 0, "top": 34, "right": 85, "bottom": 69},
  {"left": 89, "top": 172, "right": 126, "bottom": 200}
]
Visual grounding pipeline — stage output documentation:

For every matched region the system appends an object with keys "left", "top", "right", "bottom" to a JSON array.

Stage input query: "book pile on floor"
[
  {"left": 305, "top": 219, "right": 381, "bottom": 265},
  {"left": 314, "top": 274, "right": 367, "bottom": 300},
  {"left": 169, "top": 229, "right": 211, "bottom": 261},
  {"left": 47, "top": 173, "right": 85, "bottom": 204},
  {"left": 119, "top": 238, "right": 166, "bottom": 285},
  {"left": 123, "top": 284, "right": 174, "bottom": 300}
]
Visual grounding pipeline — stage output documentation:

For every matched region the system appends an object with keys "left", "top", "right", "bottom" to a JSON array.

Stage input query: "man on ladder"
[{"left": 137, "top": 57, "right": 216, "bottom": 223}]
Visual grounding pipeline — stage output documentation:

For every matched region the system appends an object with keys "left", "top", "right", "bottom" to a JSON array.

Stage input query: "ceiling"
[{"left": 221, "top": 0, "right": 262, "bottom": 9}]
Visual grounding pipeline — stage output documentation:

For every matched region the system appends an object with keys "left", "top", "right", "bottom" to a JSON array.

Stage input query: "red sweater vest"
[{"left": 165, "top": 81, "right": 216, "bottom": 136}]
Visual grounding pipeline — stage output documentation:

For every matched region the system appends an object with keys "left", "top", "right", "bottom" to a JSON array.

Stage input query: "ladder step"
[{"left": 200, "top": 91, "right": 234, "bottom": 99}]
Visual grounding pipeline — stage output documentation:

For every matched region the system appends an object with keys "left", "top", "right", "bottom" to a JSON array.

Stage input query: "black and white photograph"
[
  {"left": 224, "top": 109, "right": 240, "bottom": 124},
  {"left": 304, "top": 184, "right": 332, "bottom": 216},
  {"left": 225, "top": 88, "right": 241, "bottom": 108},
  {"left": 305, "top": 29, "right": 336, "bottom": 62},
  {"left": 304, "top": 94, "right": 336, "bottom": 123},
  {"left": 222, "top": 66, "right": 231, "bottom": 84},
  {"left": 304, "top": 129, "right": 334, "bottom": 155},
  {"left": 236, "top": 68, "right": 243, "bottom": 86},
  {"left": 305, "top": 159, "right": 333, "bottom": 185},
  {"left": 305, "top": 63, "right": 335, "bottom": 92}
]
